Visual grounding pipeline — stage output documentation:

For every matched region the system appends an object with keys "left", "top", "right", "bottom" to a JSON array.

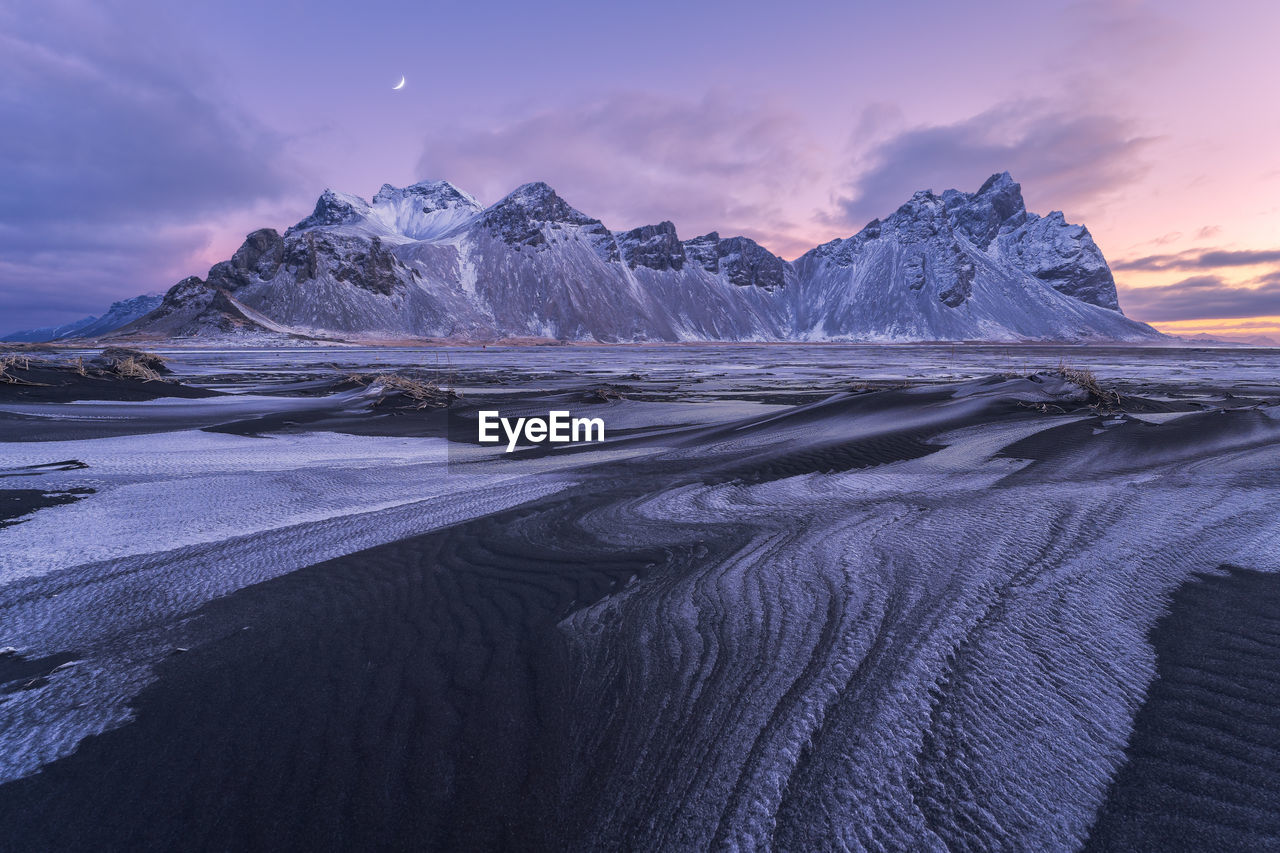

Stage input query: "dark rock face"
[
  {"left": 230, "top": 229, "right": 285, "bottom": 279},
  {"left": 890, "top": 192, "right": 948, "bottom": 243},
  {"left": 906, "top": 254, "right": 927, "bottom": 291},
  {"left": 122, "top": 275, "right": 250, "bottom": 336},
  {"left": 944, "top": 171, "right": 1028, "bottom": 249},
  {"left": 150, "top": 276, "right": 214, "bottom": 320},
  {"left": 203, "top": 290, "right": 260, "bottom": 331},
  {"left": 479, "top": 182, "right": 619, "bottom": 261},
  {"left": 682, "top": 232, "right": 723, "bottom": 272},
  {"left": 282, "top": 232, "right": 405, "bottom": 295},
  {"left": 290, "top": 190, "right": 370, "bottom": 232},
  {"left": 716, "top": 236, "right": 788, "bottom": 291},
  {"left": 939, "top": 172, "right": 1120, "bottom": 311},
  {"left": 937, "top": 245, "right": 976, "bottom": 307},
  {"left": 331, "top": 237, "right": 403, "bottom": 296},
  {"left": 617, "top": 221, "right": 685, "bottom": 271},
  {"left": 207, "top": 229, "right": 285, "bottom": 292},
  {"left": 998, "top": 213, "right": 1120, "bottom": 311},
  {"left": 683, "top": 233, "right": 788, "bottom": 290},
  {"left": 124, "top": 232, "right": 295, "bottom": 336}
]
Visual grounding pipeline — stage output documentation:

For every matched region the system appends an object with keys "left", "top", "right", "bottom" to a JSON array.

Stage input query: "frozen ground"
[
  {"left": 0, "top": 345, "right": 1278, "bottom": 851},
  {"left": 143, "top": 342, "right": 1280, "bottom": 397}
]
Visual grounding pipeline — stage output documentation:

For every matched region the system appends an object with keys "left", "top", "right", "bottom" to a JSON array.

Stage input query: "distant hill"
[{"left": 3, "top": 294, "right": 162, "bottom": 342}]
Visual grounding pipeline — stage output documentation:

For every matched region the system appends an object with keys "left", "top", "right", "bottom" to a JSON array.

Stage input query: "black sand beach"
[{"left": 1, "top": 346, "right": 1278, "bottom": 851}]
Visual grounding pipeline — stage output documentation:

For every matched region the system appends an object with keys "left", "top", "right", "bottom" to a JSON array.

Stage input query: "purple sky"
[{"left": 3, "top": 0, "right": 1279, "bottom": 335}]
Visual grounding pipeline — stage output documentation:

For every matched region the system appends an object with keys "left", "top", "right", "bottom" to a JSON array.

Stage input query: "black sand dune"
[
  {"left": 1085, "top": 566, "right": 1280, "bottom": 852},
  {"left": 0, "top": 357, "right": 218, "bottom": 403},
  {"left": 0, "top": 487, "right": 741, "bottom": 851},
  {"left": 1, "top": 365, "right": 1279, "bottom": 851}
]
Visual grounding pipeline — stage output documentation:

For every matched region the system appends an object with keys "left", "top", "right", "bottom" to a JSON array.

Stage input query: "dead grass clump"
[
  {"left": 583, "top": 385, "right": 626, "bottom": 403},
  {"left": 93, "top": 347, "right": 170, "bottom": 375},
  {"left": 1053, "top": 361, "right": 1122, "bottom": 411},
  {"left": 0, "top": 353, "right": 61, "bottom": 386},
  {"left": 85, "top": 348, "right": 171, "bottom": 383},
  {"left": 110, "top": 356, "right": 165, "bottom": 383},
  {"left": 0, "top": 354, "right": 42, "bottom": 385},
  {"left": 347, "top": 371, "right": 458, "bottom": 408}
]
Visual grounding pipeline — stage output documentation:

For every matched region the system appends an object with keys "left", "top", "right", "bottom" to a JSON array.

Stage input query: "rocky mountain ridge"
[
  {"left": 104, "top": 173, "right": 1161, "bottom": 343},
  {"left": 3, "top": 294, "right": 163, "bottom": 343}
]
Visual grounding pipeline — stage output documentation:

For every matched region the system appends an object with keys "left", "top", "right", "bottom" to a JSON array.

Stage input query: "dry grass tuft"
[
  {"left": 1053, "top": 360, "right": 1122, "bottom": 411},
  {"left": 90, "top": 348, "right": 170, "bottom": 383},
  {"left": 0, "top": 354, "right": 53, "bottom": 386},
  {"left": 110, "top": 356, "right": 165, "bottom": 382},
  {"left": 0, "top": 354, "right": 32, "bottom": 384},
  {"left": 346, "top": 371, "right": 458, "bottom": 409},
  {"left": 583, "top": 385, "right": 626, "bottom": 403}
]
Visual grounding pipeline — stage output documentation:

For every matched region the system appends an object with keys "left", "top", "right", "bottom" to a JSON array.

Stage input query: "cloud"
[
  {"left": 0, "top": 222, "right": 216, "bottom": 321},
  {"left": 1120, "top": 276, "right": 1280, "bottom": 321},
  {"left": 416, "top": 91, "right": 826, "bottom": 258},
  {"left": 835, "top": 101, "right": 1154, "bottom": 227},
  {"left": 1059, "top": 0, "right": 1187, "bottom": 75},
  {"left": 0, "top": 0, "right": 298, "bottom": 330},
  {"left": 1114, "top": 248, "right": 1280, "bottom": 272}
]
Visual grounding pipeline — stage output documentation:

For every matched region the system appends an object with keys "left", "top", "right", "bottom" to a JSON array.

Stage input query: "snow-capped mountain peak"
[
  {"left": 289, "top": 189, "right": 372, "bottom": 233},
  {"left": 368, "top": 180, "right": 483, "bottom": 240},
  {"left": 476, "top": 182, "right": 619, "bottom": 261},
  {"left": 372, "top": 179, "right": 479, "bottom": 209},
  {"left": 943, "top": 170, "right": 1028, "bottom": 249},
  {"left": 289, "top": 182, "right": 482, "bottom": 242},
  {"left": 109, "top": 172, "right": 1164, "bottom": 344}
]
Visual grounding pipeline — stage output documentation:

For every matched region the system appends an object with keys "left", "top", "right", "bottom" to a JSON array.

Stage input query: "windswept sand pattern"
[
  {"left": 1084, "top": 566, "right": 1280, "bottom": 851},
  {"left": 1, "top": 361, "right": 1279, "bottom": 851}
]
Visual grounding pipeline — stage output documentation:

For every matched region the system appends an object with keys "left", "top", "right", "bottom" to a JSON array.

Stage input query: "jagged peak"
[
  {"left": 618, "top": 220, "right": 679, "bottom": 239},
  {"left": 290, "top": 188, "right": 371, "bottom": 232},
  {"left": 680, "top": 231, "right": 787, "bottom": 289},
  {"left": 373, "top": 180, "right": 481, "bottom": 211},
  {"left": 318, "top": 188, "right": 370, "bottom": 210},
  {"left": 486, "top": 181, "right": 588, "bottom": 221},
  {"left": 971, "top": 172, "right": 1026, "bottom": 217},
  {"left": 481, "top": 182, "right": 601, "bottom": 229},
  {"left": 975, "top": 171, "right": 1019, "bottom": 197},
  {"left": 477, "top": 181, "right": 616, "bottom": 258},
  {"left": 617, "top": 221, "right": 684, "bottom": 271}
]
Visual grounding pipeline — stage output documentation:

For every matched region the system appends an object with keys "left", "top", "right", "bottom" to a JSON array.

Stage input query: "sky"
[{"left": 2, "top": 0, "right": 1279, "bottom": 337}]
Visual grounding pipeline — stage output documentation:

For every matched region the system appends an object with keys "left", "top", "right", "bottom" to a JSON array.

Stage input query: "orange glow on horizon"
[{"left": 1148, "top": 316, "right": 1280, "bottom": 339}]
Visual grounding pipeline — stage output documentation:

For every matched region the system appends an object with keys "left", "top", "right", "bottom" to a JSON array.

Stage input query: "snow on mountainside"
[
  {"left": 789, "top": 173, "right": 1149, "bottom": 341},
  {"left": 110, "top": 173, "right": 1162, "bottom": 343},
  {"left": 3, "top": 294, "right": 162, "bottom": 342}
]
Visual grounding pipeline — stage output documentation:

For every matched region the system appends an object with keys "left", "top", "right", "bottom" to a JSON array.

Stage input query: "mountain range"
[
  {"left": 12, "top": 173, "right": 1166, "bottom": 344},
  {"left": 2, "top": 294, "right": 162, "bottom": 343}
]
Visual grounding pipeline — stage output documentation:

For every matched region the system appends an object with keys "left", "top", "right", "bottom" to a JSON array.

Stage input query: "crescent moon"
[{"left": 393, "top": 76, "right": 405, "bottom": 90}]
